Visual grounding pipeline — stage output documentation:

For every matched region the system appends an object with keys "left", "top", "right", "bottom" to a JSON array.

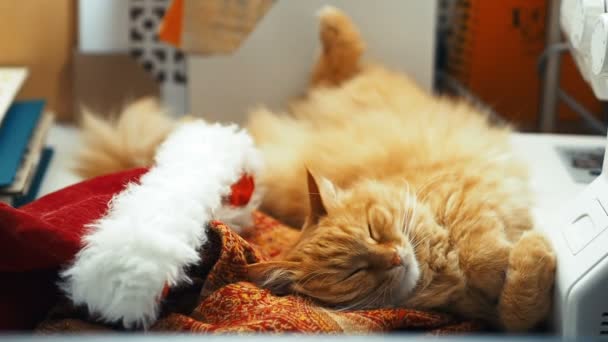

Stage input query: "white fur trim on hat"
[{"left": 61, "top": 120, "right": 263, "bottom": 329}]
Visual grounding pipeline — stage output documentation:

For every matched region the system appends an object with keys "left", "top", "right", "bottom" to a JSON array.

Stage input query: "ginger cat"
[
  {"left": 72, "top": 6, "right": 556, "bottom": 332},
  {"left": 246, "top": 7, "right": 556, "bottom": 332}
]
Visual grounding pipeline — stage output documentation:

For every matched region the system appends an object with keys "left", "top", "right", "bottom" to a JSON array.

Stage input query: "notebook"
[
  {"left": 0, "top": 68, "right": 28, "bottom": 124},
  {"left": 0, "top": 112, "right": 54, "bottom": 194},
  {"left": 13, "top": 147, "right": 54, "bottom": 207},
  {"left": 0, "top": 100, "right": 45, "bottom": 187}
]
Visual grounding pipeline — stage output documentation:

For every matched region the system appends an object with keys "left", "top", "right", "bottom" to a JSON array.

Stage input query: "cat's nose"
[{"left": 390, "top": 250, "right": 402, "bottom": 267}]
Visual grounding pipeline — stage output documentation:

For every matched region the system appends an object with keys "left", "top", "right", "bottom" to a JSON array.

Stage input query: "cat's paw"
[
  {"left": 498, "top": 230, "right": 556, "bottom": 332},
  {"left": 509, "top": 231, "right": 556, "bottom": 284}
]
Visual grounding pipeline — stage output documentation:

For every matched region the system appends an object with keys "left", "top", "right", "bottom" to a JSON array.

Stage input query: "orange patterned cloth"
[{"left": 37, "top": 212, "right": 482, "bottom": 334}]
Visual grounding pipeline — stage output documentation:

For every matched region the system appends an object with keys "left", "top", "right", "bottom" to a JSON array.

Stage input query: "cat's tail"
[
  {"left": 74, "top": 98, "right": 177, "bottom": 179},
  {"left": 310, "top": 5, "right": 365, "bottom": 87}
]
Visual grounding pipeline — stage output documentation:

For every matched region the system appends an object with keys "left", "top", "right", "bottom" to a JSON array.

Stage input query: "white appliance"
[
  {"left": 536, "top": 157, "right": 608, "bottom": 337},
  {"left": 536, "top": 0, "right": 608, "bottom": 337},
  {"left": 561, "top": 0, "right": 608, "bottom": 100}
]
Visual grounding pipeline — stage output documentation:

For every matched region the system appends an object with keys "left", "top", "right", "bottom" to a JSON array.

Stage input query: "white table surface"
[
  {"left": 41, "top": 124, "right": 607, "bottom": 220},
  {"left": 511, "top": 133, "right": 605, "bottom": 215},
  {"left": 38, "top": 124, "right": 83, "bottom": 197}
]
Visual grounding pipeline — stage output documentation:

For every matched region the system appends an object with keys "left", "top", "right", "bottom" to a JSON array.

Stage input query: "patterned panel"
[{"left": 128, "top": 0, "right": 187, "bottom": 85}]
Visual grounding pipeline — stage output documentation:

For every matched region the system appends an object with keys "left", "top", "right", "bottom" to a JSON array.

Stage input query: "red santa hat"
[{"left": 0, "top": 119, "right": 262, "bottom": 329}]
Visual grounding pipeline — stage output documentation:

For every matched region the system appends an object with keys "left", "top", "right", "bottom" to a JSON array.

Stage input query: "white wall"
[
  {"left": 78, "top": 0, "right": 129, "bottom": 53},
  {"left": 188, "top": 0, "right": 437, "bottom": 124}
]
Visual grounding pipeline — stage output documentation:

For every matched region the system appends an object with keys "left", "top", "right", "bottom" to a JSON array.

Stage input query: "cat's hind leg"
[
  {"left": 497, "top": 230, "right": 556, "bottom": 332},
  {"left": 310, "top": 6, "right": 365, "bottom": 87}
]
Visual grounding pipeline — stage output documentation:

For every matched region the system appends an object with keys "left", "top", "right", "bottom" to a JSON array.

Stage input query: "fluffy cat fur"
[
  {"left": 74, "top": 98, "right": 176, "bottom": 179},
  {"left": 248, "top": 7, "right": 556, "bottom": 332},
  {"left": 73, "top": 6, "right": 556, "bottom": 332}
]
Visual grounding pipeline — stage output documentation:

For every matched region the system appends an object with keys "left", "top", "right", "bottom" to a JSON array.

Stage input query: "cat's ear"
[
  {"left": 305, "top": 168, "right": 337, "bottom": 226},
  {"left": 247, "top": 261, "right": 298, "bottom": 295}
]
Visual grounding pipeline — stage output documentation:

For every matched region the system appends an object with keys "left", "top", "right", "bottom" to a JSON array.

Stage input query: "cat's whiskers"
[
  {"left": 374, "top": 282, "right": 393, "bottom": 308},
  {"left": 356, "top": 288, "right": 383, "bottom": 310},
  {"left": 415, "top": 174, "right": 444, "bottom": 198},
  {"left": 380, "top": 284, "right": 390, "bottom": 308},
  {"left": 402, "top": 196, "right": 420, "bottom": 250},
  {"left": 409, "top": 226, "right": 433, "bottom": 252},
  {"left": 399, "top": 188, "right": 410, "bottom": 234},
  {"left": 373, "top": 278, "right": 396, "bottom": 307},
  {"left": 411, "top": 227, "right": 432, "bottom": 246},
  {"left": 316, "top": 273, "right": 338, "bottom": 290},
  {"left": 334, "top": 282, "right": 384, "bottom": 311},
  {"left": 408, "top": 197, "right": 418, "bottom": 233},
  {"left": 298, "top": 269, "right": 335, "bottom": 288},
  {"left": 307, "top": 267, "right": 349, "bottom": 290},
  {"left": 333, "top": 295, "right": 366, "bottom": 312},
  {"left": 385, "top": 274, "right": 396, "bottom": 305},
  {"left": 416, "top": 172, "right": 462, "bottom": 204},
  {"left": 400, "top": 181, "right": 415, "bottom": 234}
]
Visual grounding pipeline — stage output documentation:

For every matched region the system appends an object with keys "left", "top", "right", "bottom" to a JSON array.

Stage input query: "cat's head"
[{"left": 248, "top": 170, "right": 421, "bottom": 309}]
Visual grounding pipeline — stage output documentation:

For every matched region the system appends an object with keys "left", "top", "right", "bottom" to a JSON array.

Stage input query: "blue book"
[{"left": 0, "top": 100, "right": 45, "bottom": 187}]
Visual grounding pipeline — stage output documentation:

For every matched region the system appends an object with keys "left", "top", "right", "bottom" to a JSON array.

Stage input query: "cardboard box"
[
  {"left": 0, "top": 0, "right": 77, "bottom": 121},
  {"left": 72, "top": 53, "right": 160, "bottom": 120},
  {"left": 181, "top": 0, "right": 275, "bottom": 55}
]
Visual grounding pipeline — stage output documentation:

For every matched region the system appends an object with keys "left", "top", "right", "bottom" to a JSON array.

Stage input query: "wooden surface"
[
  {"left": 0, "top": 0, "right": 77, "bottom": 121},
  {"left": 182, "top": 0, "right": 275, "bottom": 55},
  {"left": 72, "top": 53, "right": 160, "bottom": 120}
]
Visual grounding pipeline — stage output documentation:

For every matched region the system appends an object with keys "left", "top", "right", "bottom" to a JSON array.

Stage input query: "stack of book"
[{"left": 0, "top": 67, "right": 54, "bottom": 206}]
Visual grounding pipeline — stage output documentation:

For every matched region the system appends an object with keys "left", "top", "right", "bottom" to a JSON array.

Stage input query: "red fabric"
[
  {"left": 0, "top": 168, "right": 480, "bottom": 334},
  {"left": 228, "top": 174, "right": 255, "bottom": 206},
  {"left": 0, "top": 168, "right": 148, "bottom": 330},
  {"left": 36, "top": 214, "right": 480, "bottom": 334}
]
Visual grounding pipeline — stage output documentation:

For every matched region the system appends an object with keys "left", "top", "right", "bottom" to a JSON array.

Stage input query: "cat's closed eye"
[
  {"left": 344, "top": 267, "right": 365, "bottom": 281},
  {"left": 367, "top": 222, "right": 379, "bottom": 242}
]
